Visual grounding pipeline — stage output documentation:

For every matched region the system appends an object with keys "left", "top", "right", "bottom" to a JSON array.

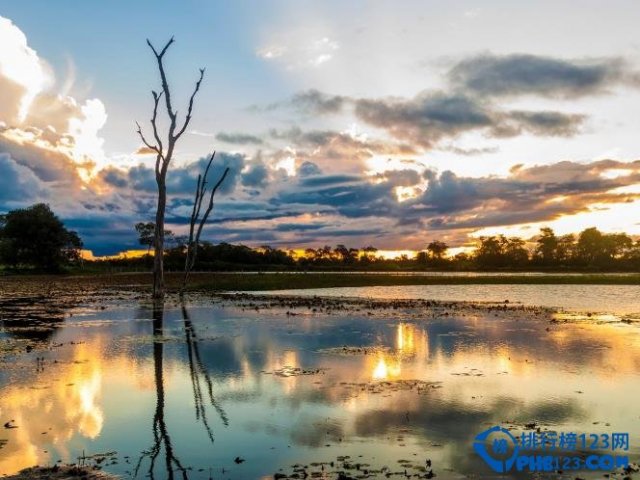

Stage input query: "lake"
[
  {"left": 254, "top": 284, "right": 640, "bottom": 315},
  {"left": 0, "top": 285, "right": 639, "bottom": 479}
]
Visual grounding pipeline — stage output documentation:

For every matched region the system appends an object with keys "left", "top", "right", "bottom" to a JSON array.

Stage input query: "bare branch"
[
  {"left": 136, "top": 121, "right": 160, "bottom": 154},
  {"left": 181, "top": 153, "right": 229, "bottom": 294},
  {"left": 151, "top": 90, "right": 164, "bottom": 154},
  {"left": 206, "top": 167, "right": 230, "bottom": 210},
  {"left": 174, "top": 68, "right": 206, "bottom": 140},
  {"left": 147, "top": 37, "right": 177, "bottom": 130},
  {"left": 193, "top": 153, "right": 214, "bottom": 229},
  {"left": 143, "top": 36, "right": 207, "bottom": 300},
  {"left": 186, "top": 174, "right": 203, "bottom": 255},
  {"left": 194, "top": 166, "right": 230, "bottom": 243}
]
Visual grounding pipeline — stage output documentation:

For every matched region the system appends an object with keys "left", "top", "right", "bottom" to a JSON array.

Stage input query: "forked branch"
[{"left": 181, "top": 152, "right": 230, "bottom": 294}]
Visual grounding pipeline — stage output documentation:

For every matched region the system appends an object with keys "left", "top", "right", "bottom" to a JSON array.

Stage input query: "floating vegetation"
[
  {"left": 119, "top": 333, "right": 223, "bottom": 345},
  {"left": 265, "top": 365, "right": 327, "bottom": 377},
  {"left": 340, "top": 379, "right": 443, "bottom": 397},
  {"left": 318, "top": 345, "right": 390, "bottom": 356},
  {"left": 272, "top": 453, "right": 436, "bottom": 479}
]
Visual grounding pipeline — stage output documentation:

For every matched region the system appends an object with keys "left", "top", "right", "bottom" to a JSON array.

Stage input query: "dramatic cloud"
[
  {"left": 287, "top": 89, "right": 346, "bottom": 114},
  {"left": 241, "top": 159, "right": 269, "bottom": 188},
  {"left": 268, "top": 127, "right": 417, "bottom": 171},
  {"left": 3, "top": 13, "right": 640, "bottom": 255},
  {"left": 448, "top": 54, "right": 640, "bottom": 98},
  {"left": 353, "top": 92, "right": 585, "bottom": 148},
  {"left": 102, "top": 152, "right": 247, "bottom": 196},
  {"left": 0, "top": 152, "right": 47, "bottom": 203},
  {"left": 258, "top": 89, "right": 347, "bottom": 114},
  {"left": 266, "top": 86, "right": 588, "bottom": 150},
  {"left": 495, "top": 110, "right": 586, "bottom": 137},
  {"left": 0, "top": 15, "right": 107, "bottom": 184},
  {"left": 416, "top": 160, "right": 640, "bottom": 230},
  {"left": 0, "top": 16, "right": 50, "bottom": 122}
]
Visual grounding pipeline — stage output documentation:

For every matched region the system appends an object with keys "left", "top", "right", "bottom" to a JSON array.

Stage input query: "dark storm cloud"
[
  {"left": 263, "top": 159, "right": 640, "bottom": 234},
  {"left": 215, "top": 132, "right": 264, "bottom": 145},
  {"left": 102, "top": 152, "right": 247, "bottom": 196},
  {"left": 256, "top": 89, "right": 346, "bottom": 115},
  {"left": 268, "top": 127, "right": 418, "bottom": 172},
  {"left": 291, "top": 89, "right": 346, "bottom": 114},
  {"left": 264, "top": 90, "right": 586, "bottom": 150},
  {"left": 241, "top": 160, "right": 269, "bottom": 188},
  {"left": 0, "top": 133, "right": 82, "bottom": 184},
  {"left": 249, "top": 53, "right": 640, "bottom": 156},
  {"left": 413, "top": 160, "right": 640, "bottom": 229},
  {"left": 352, "top": 92, "right": 586, "bottom": 148},
  {"left": 100, "top": 167, "right": 128, "bottom": 188},
  {"left": 298, "top": 161, "right": 322, "bottom": 177},
  {"left": 127, "top": 164, "right": 156, "bottom": 192},
  {"left": 354, "top": 92, "right": 492, "bottom": 148},
  {"left": 498, "top": 110, "right": 586, "bottom": 137},
  {"left": 299, "top": 173, "right": 361, "bottom": 188},
  {"left": 273, "top": 169, "right": 420, "bottom": 221},
  {"left": 276, "top": 89, "right": 347, "bottom": 114},
  {"left": 0, "top": 153, "right": 47, "bottom": 203},
  {"left": 448, "top": 54, "right": 639, "bottom": 98}
]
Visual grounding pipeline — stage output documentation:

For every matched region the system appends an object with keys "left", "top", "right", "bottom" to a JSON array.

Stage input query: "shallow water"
[
  {"left": 0, "top": 294, "right": 639, "bottom": 479},
  {"left": 255, "top": 284, "right": 640, "bottom": 315}
]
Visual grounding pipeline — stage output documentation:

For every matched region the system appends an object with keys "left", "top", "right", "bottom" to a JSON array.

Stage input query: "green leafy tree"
[
  {"left": 135, "top": 222, "right": 174, "bottom": 254},
  {"left": 0, "top": 203, "right": 83, "bottom": 271},
  {"left": 135, "top": 222, "right": 156, "bottom": 253}
]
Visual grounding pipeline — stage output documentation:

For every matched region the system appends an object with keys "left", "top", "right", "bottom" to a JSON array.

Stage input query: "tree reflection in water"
[
  {"left": 134, "top": 300, "right": 228, "bottom": 479},
  {"left": 182, "top": 301, "right": 229, "bottom": 442}
]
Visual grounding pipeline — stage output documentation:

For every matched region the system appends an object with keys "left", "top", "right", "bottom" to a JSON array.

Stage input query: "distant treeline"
[
  {"left": 94, "top": 226, "right": 640, "bottom": 272},
  {"left": 2, "top": 204, "right": 640, "bottom": 273}
]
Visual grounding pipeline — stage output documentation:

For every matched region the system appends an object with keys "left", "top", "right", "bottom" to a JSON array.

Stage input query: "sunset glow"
[{"left": 1, "top": 3, "right": 640, "bottom": 255}]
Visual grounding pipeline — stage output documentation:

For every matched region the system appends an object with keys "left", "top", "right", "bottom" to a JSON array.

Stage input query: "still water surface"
[
  {"left": 255, "top": 284, "right": 640, "bottom": 315},
  {"left": 0, "top": 289, "right": 639, "bottom": 479}
]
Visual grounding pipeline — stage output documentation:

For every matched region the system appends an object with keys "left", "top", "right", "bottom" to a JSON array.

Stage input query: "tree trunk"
[
  {"left": 138, "top": 37, "right": 204, "bottom": 301},
  {"left": 153, "top": 182, "right": 166, "bottom": 299}
]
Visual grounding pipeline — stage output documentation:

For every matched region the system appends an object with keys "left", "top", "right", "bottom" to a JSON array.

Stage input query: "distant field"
[{"left": 2, "top": 271, "right": 640, "bottom": 294}]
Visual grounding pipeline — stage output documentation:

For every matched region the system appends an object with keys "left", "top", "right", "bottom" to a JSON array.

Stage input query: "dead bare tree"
[
  {"left": 181, "top": 152, "right": 229, "bottom": 295},
  {"left": 136, "top": 37, "right": 205, "bottom": 299}
]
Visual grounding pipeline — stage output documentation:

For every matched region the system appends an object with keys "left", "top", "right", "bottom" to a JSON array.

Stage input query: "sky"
[{"left": 1, "top": 1, "right": 640, "bottom": 255}]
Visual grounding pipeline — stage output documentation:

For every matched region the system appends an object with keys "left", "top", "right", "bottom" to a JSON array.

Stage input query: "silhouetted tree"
[
  {"left": 534, "top": 227, "right": 558, "bottom": 266},
  {"left": 427, "top": 240, "right": 448, "bottom": 264},
  {"left": 0, "top": 204, "right": 83, "bottom": 272},
  {"left": 360, "top": 246, "right": 378, "bottom": 264},
  {"left": 556, "top": 234, "right": 576, "bottom": 264},
  {"left": 503, "top": 236, "right": 529, "bottom": 267},
  {"left": 182, "top": 152, "right": 229, "bottom": 294},
  {"left": 135, "top": 222, "right": 175, "bottom": 254},
  {"left": 137, "top": 37, "right": 205, "bottom": 299}
]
